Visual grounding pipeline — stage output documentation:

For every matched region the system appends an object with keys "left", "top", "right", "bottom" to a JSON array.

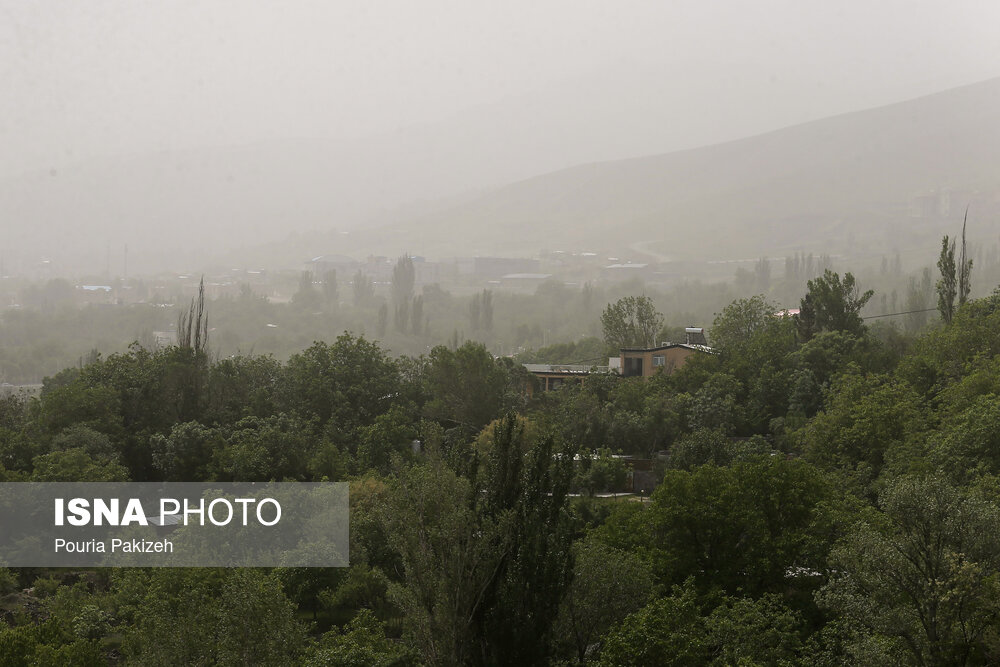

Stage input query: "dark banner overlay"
[{"left": 0, "top": 482, "right": 348, "bottom": 567}]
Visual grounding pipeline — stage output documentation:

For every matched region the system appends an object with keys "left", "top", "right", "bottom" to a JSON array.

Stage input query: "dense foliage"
[{"left": 4, "top": 264, "right": 1000, "bottom": 664}]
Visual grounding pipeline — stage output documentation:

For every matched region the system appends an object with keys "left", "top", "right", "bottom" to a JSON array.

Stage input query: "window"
[
  {"left": 624, "top": 357, "right": 643, "bottom": 377},
  {"left": 653, "top": 355, "right": 665, "bottom": 367}
]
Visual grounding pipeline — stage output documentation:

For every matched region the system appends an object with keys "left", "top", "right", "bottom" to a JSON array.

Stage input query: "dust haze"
[{"left": 2, "top": 1, "right": 998, "bottom": 275}]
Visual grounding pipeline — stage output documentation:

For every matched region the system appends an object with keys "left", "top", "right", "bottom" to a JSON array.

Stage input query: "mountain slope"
[
  {"left": 349, "top": 76, "right": 1000, "bottom": 262},
  {"left": 3, "top": 75, "right": 998, "bottom": 274},
  {"left": 6, "top": 62, "right": 852, "bottom": 275}
]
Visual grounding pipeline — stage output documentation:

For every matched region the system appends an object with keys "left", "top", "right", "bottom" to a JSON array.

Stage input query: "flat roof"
[
  {"left": 523, "top": 363, "right": 610, "bottom": 375},
  {"left": 501, "top": 273, "right": 552, "bottom": 280},
  {"left": 310, "top": 254, "right": 356, "bottom": 263},
  {"left": 620, "top": 343, "right": 714, "bottom": 354}
]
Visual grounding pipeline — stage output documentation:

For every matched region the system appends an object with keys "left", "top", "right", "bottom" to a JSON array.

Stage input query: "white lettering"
[
  {"left": 67, "top": 498, "right": 90, "bottom": 526},
  {"left": 183, "top": 498, "right": 205, "bottom": 525},
  {"left": 257, "top": 498, "right": 281, "bottom": 526},
  {"left": 208, "top": 498, "right": 233, "bottom": 526},
  {"left": 120, "top": 499, "right": 148, "bottom": 526},
  {"left": 235, "top": 498, "right": 254, "bottom": 524},
  {"left": 92, "top": 498, "right": 118, "bottom": 526},
  {"left": 160, "top": 498, "right": 180, "bottom": 525}
]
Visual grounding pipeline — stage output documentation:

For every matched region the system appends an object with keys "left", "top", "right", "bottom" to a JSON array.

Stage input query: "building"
[
  {"left": 619, "top": 342, "right": 712, "bottom": 378},
  {"left": 306, "top": 255, "right": 359, "bottom": 277},
  {"left": 152, "top": 330, "right": 177, "bottom": 348},
  {"left": 523, "top": 363, "right": 611, "bottom": 397},
  {"left": 603, "top": 262, "right": 650, "bottom": 281},
  {"left": 499, "top": 273, "right": 553, "bottom": 291},
  {"left": 524, "top": 336, "right": 712, "bottom": 391},
  {"left": 473, "top": 257, "right": 541, "bottom": 279}
]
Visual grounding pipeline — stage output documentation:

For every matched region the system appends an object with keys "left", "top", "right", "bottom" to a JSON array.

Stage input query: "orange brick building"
[{"left": 619, "top": 343, "right": 711, "bottom": 378}]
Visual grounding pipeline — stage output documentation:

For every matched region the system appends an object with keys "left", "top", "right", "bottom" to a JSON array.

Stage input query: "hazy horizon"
[
  {"left": 2, "top": 1, "right": 999, "bottom": 275},
  {"left": 4, "top": 1, "right": 999, "bottom": 176}
]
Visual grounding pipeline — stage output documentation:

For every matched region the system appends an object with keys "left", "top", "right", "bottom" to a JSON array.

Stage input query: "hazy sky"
[{"left": 2, "top": 0, "right": 999, "bottom": 177}]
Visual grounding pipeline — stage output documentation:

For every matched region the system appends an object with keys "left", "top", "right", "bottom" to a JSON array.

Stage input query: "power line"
[
  {"left": 564, "top": 356, "right": 606, "bottom": 366},
  {"left": 779, "top": 306, "right": 939, "bottom": 321},
  {"left": 863, "top": 307, "right": 937, "bottom": 320},
  {"left": 542, "top": 307, "right": 940, "bottom": 364}
]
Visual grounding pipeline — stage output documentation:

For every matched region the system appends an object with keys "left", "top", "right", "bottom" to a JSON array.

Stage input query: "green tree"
[
  {"left": 423, "top": 342, "right": 526, "bottom": 435},
  {"left": 471, "top": 415, "right": 575, "bottom": 666},
  {"left": 595, "top": 580, "right": 707, "bottom": 666},
  {"left": 352, "top": 270, "right": 375, "bottom": 306},
  {"left": 410, "top": 295, "right": 424, "bottom": 336},
  {"left": 553, "top": 536, "right": 654, "bottom": 663},
  {"left": 597, "top": 580, "right": 804, "bottom": 666},
  {"left": 686, "top": 373, "right": 743, "bottom": 433},
  {"left": 937, "top": 235, "right": 958, "bottom": 324},
  {"left": 959, "top": 211, "right": 973, "bottom": 307},
  {"left": 618, "top": 456, "right": 840, "bottom": 596},
  {"left": 213, "top": 570, "right": 309, "bottom": 666},
  {"left": 31, "top": 448, "right": 129, "bottom": 482},
  {"left": 795, "top": 270, "right": 873, "bottom": 340},
  {"left": 391, "top": 255, "right": 415, "bottom": 307},
  {"left": 177, "top": 276, "right": 209, "bottom": 353},
  {"left": 818, "top": 475, "right": 1000, "bottom": 666},
  {"left": 0, "top": 620, "right": 105, "bottom": 667},
  {"left": 709, "top": 295, "right": 777, "bottom": 354},
  {"left": 36, "top": 383, "right": 123, "bottom": 439},
  {"left": 600, "top": 296, "right": 664, "bottom": 349},
  {"left": 205, "top": 354, "right": 282, "bottom": 425},
  {"left": 926, "top": 395, "right": 1000, "bottom": 483},
  {"left": 119, "top": 569, "right": 227, "bottom": 665},
  {"left": 469, "top": 293, "right": 481, "bottom": 331},
  {"left": 279, "top": 334, "right": 400, "bottom": 433},
  {"left": 355, "top": 403, "right": 419, "bottom": 474},
  {"left": 212, "top": 413, "right": 315, "bottom": 481},
  {"left": 797, "top": 372, "right": 928, "bottom": 489},
  {"left": 120, "top": 569, "right": 307, "bottom": 666},
  {"left": 304, "top": 610, "right": 418, "bottom": 667},
  {"left": 898, "top": 290, "right": 1000, "bottom": 397},
  {"left": 50, "top": 424, "right": 116, "bottom": 459},
  {"left": 380, "top": 459, "right": 498, "bottom": 666},
  {"left": 573, "top": 447, "right": 628, "bottom": 495},
  {"left": 323, "top": 268, "right": 339, "bottom": 306},
  {"left": 293, "top": 270, "right": 322, "bottom": 310},
  {"left": 667, "top": 428, "right": 769, "bottom": 471},
  {"left": 149, "top": 421, "right": 222, "bottom": 481},
  {"left": 394, "top": 299, "right": 409, "bottom": 333},
  {"left": 382, "top": 414, "right": 575, "bottom": 666}
]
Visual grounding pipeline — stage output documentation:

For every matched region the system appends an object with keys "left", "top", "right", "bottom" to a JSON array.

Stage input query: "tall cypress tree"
[
  {"left": 937, "top": 235, "right": 957, "bottom": 324},
  {"left": 958, "top": 209, "right": 973, "bottom": 307}
]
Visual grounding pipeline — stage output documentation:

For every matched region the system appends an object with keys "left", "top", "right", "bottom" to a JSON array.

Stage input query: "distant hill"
[
  {"left": 4, "top": 63, "right": 809, "bottom": 276},
  {"left": 339, "top": 76, "right": 1000, "bottom": 265},
  {"left": 2, "top": 75, "right": 998, "bottom": 275}
]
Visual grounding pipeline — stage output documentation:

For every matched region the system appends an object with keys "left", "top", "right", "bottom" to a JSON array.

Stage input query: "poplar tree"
[
  {"left": 958, "top": 209, "right": 973, "bottom": 307},
  {"left": 937, "top": 235, "right": 957, "bottom": 324}
]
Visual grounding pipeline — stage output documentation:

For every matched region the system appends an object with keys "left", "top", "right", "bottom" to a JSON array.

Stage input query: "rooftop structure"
[
  {"left": 619, "top": 343, "right": 712, "bottom": 378},
  {"left": 523, "top": 362, "right": 611, "bottom": 396},
  {"left": 524, "top": 337, "right": 714, "bottom": 392}
]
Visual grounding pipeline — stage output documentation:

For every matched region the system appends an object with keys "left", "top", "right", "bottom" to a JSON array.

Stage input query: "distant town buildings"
[{"left": 473, "top": 257, "right": 541, "bottom": 279}]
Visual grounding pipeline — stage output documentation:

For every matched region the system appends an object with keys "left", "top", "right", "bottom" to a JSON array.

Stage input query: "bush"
[
  {"left": 0, "top": 567, "right": 19, "bottom": 595},
  {"left": 32, "top": 576, "right": 61, "bottom": 598}
]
